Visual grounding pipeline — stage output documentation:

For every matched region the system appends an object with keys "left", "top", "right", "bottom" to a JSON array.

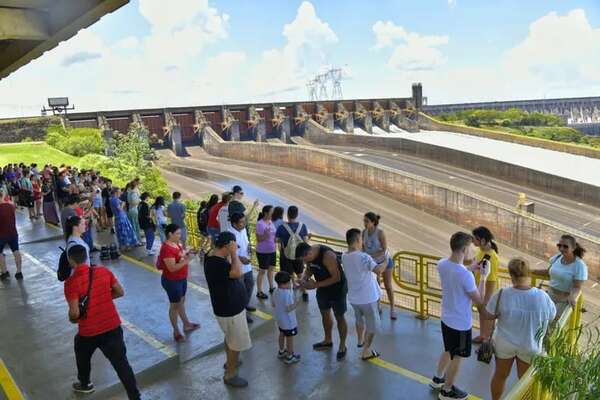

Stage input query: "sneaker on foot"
[
  {"left": 277, "top": 350, "right": 288, "bottom": 359},
  {"left": 14, "top": 272, "right": 23, "bottom": 280},
  {"left": 256, "top": 292, "right": 268, "bottom": 300},
  {"left": 439, "top": 385, "right": 468, "bottom": 400},
  {"left": 147, "top": 250, "right": 156, "bottom": 256},
  {"left": 284, "top": 354, "right": 301, "bottom": 364},
  {"left": 429, "top": 376, "right": 445, "bottom": 390},
  {"left": 223, "top": 375, "right": 248, "bottom": 388},
  {"left": 72, "top": 382, "right": 95, "bottom": 393}
]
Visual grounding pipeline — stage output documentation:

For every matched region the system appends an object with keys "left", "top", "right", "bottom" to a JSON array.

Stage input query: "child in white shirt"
[{"left": 271, "top": 271, "right": 301, "bottom": 364}]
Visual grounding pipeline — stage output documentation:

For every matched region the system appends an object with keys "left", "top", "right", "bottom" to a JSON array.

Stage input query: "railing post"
[{"left": 416, "top": 255, "right": 427, "bottom": 320}]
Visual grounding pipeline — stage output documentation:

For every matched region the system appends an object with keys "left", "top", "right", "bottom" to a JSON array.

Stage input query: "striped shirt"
[{"left": 64, "top": 265, "right": 121, "bottom": 337}]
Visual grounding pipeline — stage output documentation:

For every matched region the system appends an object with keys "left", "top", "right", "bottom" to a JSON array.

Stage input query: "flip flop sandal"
[
  {"left": 184, "top": 323, "right": 200, "bottom": 333},
  {"left": 361, "top": 350, "right": 380, "bottom": 361},
  {"left": 174, "top": 333, "right": 185, "bottom": 342},
  {"left": 313, "top": 342, "right": 333, "bottom": 350}
]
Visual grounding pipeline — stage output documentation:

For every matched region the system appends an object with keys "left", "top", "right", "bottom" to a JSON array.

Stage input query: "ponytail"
[
  {"left": 364, "top": 211, "right": 381, "bottom": 226},
  {"left": 472, "top": 226, "right": 499, "bottom": 255},
  {"left": 258, "top": 205, "right": 273, "bottom": 222},
  {"left": 561, "top": 234, "right": 586, "bottom": 259},
  {"left": 490, "top": 240, "right": 499, "bottom": 254}
]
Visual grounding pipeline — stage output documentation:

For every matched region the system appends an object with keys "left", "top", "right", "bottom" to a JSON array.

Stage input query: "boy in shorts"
[{"left": 271, "top": 271, "right": 301, "bottom": 364}]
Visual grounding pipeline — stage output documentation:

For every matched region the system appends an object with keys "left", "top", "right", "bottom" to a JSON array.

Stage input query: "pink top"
[{"left": 255, "top": 219, "right": 276, "bottom": 254}]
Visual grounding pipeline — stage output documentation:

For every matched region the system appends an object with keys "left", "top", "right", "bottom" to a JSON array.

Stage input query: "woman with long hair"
[
  {"left": 255, "top": 205, "right": 277, "bottom": 299},
  {"left": 64, "top": 215, "right": 90, "bottom": 266},
  {"left": 533, "top": 234, "right": 588, "bottom": 318},
  {"left": 152, "top": 196, "right": 168, "bottom": 243},
  {"left": 362, "top": 212, "right": 396, "bottom": 320},
  {"left": 157, "top": 223, "right": 199, "bottom": 342},
  {"left": 272, "top": 206, "right": 285, "bottom": 231},
  {"left": 138, "top": 192, "right": 156, "bottom": 256},
  {"left": 32, "top": 175, "right": 42, "bottom": 218},
  {"left": 110, "top": 187, "right": 137, "bottom": 251},
  {"left": 470, "top": 226, "right": 500, "bottom": 343},
  {"left": 127, "top": 180, "right": 142, "bottom": 244},
  {"left": 41, "top": 176, "right": 60, "bottom": 225}
]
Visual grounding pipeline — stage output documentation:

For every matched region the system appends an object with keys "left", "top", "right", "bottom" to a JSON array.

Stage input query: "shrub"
[{"left": 45, "top": 124, "right": 105, "bottom": 156}]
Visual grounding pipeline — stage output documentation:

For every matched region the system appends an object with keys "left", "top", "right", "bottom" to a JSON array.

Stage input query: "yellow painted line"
[
  {"left": 0, "top": 359, "right": 25, "bottom": 400},
  {"left": 368, "top": 357, "right": 482, "bottom": 400},
  {"left": 250, "top": 309, "right": 273, "bottom": 321},
  {"left": 22, "top": 251, "right": 177, "bottom": 360},
  {"left": 121, "top": 319, "right": 177, "bottom": 358}
]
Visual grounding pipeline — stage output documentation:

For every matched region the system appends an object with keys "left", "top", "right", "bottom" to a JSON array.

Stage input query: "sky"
[{"left": 0, "top": 0, "right": 599, "bottom": 117}]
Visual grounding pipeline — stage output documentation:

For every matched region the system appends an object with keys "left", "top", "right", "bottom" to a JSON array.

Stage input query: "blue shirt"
[
  {"left": 167, "top": 200, "right": 186, "bottom": 227},
  {"left": 271, "top": 287, "right": 297, "bottom": 330},
  {"left": 549, "top": 253, "right": 588, "bottom": 293}
]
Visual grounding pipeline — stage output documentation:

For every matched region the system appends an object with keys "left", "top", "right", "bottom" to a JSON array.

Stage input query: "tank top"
[
  {"left": 362, "top": 228, "right": 390, "bottom": 264},
  {"left": 309, "top": 245, "right": 347, "bottom": 297}
]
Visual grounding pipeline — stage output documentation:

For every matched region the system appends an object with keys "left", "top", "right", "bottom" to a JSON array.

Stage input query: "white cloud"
[
  {"left": 112, "top": 36, "right": 140, "bottom": 50},
  {"left": 372, "top": 21, "right": 449, "bottom": 70},
  {"left": 503, "top": 9, "right": 600, "bottom": 90},
  {"left": 248, "top": 1, "right": 338, "bottom": 99},
  {"left": 0, "top": 0, "right": 232, "bottom": 116}
]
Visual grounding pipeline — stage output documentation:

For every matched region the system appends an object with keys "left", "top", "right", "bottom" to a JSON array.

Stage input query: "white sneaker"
[{"left": 147, "top": 250, "right": 156, "bottom": 256}]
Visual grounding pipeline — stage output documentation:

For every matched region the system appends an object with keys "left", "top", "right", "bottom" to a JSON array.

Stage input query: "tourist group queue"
[{"left": 0, "top": 162, "right": 589, "bottom": 400}]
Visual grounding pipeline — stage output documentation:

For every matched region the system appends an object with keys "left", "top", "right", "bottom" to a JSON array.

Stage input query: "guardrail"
[{"left": 184, "top": 211, "right": 583, "bottom": 399}]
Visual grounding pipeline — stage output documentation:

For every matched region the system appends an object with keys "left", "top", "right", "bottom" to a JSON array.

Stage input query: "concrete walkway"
[{"left": 0, "top": 212, "right": 518, "bottom": 400}]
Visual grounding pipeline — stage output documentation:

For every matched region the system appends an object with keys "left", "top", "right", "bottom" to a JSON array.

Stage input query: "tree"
[{"left": 113, "top": 123, "right": 155, "bottom": 169}]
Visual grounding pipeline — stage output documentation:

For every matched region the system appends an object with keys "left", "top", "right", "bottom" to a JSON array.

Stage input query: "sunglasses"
[{"left": 556, "top": 243, "right": 570, "bottom": 250}]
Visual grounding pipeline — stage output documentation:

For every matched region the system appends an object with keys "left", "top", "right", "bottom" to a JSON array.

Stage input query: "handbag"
[
  {"left": 476, "top": 288, "right": 503, "bottom": 364},
  {"left": 78, "top": 266, "right": 94, "bottom": 319}
]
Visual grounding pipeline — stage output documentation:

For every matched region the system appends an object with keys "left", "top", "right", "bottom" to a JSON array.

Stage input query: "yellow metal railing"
[
  {"left": 185, "top": 212, "right": 585, "bottom": 397},
  {"left": 184, "top": 212, "right": 583, "bottom": 400}
]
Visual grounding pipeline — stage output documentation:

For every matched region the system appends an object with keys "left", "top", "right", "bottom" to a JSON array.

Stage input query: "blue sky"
[{"left": 1, "top": 0, "right": 599, "bottom": 117}]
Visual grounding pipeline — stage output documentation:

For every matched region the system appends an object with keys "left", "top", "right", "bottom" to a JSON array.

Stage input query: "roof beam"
[
  {"left": 0, "top": 8, "right": 49, "bottom": 40},
  {"left": 0, "top": 0, "right": 129, "bottom": 80}
]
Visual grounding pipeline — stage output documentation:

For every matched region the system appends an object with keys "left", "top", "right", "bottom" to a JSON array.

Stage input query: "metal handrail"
[{"left": 183, "top": 211, "right": 583, "bottom": 400}]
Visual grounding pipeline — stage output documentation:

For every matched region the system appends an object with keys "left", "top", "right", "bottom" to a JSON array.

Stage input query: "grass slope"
[{"left": 0, "top": 142, "right": 80, "bottom": 166}]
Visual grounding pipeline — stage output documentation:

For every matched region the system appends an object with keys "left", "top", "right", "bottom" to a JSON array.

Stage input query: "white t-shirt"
[
  {"left": 487, "top": 287, "right": 556, "bottom": 355},
  {"left": 218, "top": 206, "right": 232, "bottom": 233},
  {"left": 228, "top": 227, "right": 252, "bottom": 274},
  {"left": 438, "top": 258, "right": 477, "bottom": 331},
  {"left": 342, "top": 251, "right": 381, "bottom": 305},
  {"left": 272, "top": 287, "right": 297, "bottom": 330},
  {"left": 155, "top": 205, "right": 167, "bottom": 225}
]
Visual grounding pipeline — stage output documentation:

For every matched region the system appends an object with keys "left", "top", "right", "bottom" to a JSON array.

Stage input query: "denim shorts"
[{"left": 161, "top": 275, "right": 187, "bottom": 303}]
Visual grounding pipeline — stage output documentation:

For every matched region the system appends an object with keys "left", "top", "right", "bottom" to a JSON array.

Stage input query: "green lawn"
[{"left": 0, "top": 142, "right": 80, "bottom": 166}]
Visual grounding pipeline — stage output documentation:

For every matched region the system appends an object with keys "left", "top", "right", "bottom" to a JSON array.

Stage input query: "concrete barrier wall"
[
  {"left": 302, "top": 120, "right": 600, "bottom": 208},
  {"left": 419, "top": 113, "right": 600, "bottom": 160},
  {"left": 202, "top": 126, "right": 600, "bottom": 277}
]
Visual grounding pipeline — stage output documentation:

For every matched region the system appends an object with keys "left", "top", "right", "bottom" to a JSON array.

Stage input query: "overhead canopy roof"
[{"left": 0, "top": 0, "right": 129, "bottom": 80}]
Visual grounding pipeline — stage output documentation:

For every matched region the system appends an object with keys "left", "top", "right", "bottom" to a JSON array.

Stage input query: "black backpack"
[{"left": 57, "top": 241, "right": 76, "bottom": 281}]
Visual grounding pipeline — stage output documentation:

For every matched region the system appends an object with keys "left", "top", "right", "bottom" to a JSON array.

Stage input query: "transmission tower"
[
  {"left": 306, "top": 66, "right": 345, "bottom": 101},
  {"left": 330, "top": 68, "right": 343, "bottom": 100},
  {"left": 317, "top": 73, "right": 329, "bottom": 100},
  {"left": 307, "top": 79, "right": 318, "bottom": 101}
]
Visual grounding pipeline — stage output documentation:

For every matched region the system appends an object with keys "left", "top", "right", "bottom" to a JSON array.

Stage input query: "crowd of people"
[{"left": 0, "top": 162, "right": 590, "bottom": 400}]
